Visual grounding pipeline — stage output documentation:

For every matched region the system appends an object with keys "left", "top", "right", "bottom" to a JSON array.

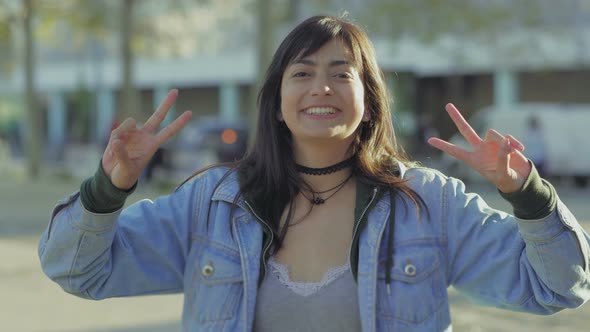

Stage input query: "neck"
[
  {"left": 293, "top": 140, "right": 355, "bottom": 191},
  {"left": 292, "top": 138, "right": 353, "bottom": 169}
]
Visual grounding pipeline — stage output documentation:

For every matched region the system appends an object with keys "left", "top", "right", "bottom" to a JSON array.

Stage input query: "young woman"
[{"left": 39, "top": 15, "right": 590, "bottom": 331}]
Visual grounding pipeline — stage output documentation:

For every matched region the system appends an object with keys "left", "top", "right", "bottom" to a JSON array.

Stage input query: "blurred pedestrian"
[{"left": 39, "top": 15, "right": 589, "bottom": 331}]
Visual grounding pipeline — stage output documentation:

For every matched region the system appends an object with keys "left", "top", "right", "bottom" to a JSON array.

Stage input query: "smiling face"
[{"left": 280, "top": 38, "right": 366, "bottom": 146}]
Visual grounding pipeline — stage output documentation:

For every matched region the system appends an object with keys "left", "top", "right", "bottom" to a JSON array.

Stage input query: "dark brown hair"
[{"left": 182, "top": 15, "right": 423, "bottom": 248}]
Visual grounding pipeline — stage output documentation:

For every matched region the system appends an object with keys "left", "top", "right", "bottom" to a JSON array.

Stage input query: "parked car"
[
  {"left": 153, "top": 117, "right": 249, "bottom": 182},
  {"left": 439, "top": 103, "right": 590, "bottom": 187}
]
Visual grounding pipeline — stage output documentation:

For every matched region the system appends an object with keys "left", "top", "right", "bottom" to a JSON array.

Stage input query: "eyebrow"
[{"left": 292, "top": 59, "right": 351, "bottom": 67}]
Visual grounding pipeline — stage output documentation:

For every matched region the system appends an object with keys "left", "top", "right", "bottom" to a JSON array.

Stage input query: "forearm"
[
  {"left": 514, "top": 199, "right": 590, "bottom": 302},
  {"left": 501, "top": 164, "right": 589, "bottom": 287},
  {"left": 39, "top": 165, "right": 194, "bottom": 299},
  {"left": 38, "top": 194, "right": 121, "bottom": 299},
  {"left": 499, "top": 162, "right": 556, "bottom": 220},
  {"left": 447, "top": 171, "right": 590, "bottom": 313},
  {"left": 80, "top": 159, "right": 136, "bottom": 213}
]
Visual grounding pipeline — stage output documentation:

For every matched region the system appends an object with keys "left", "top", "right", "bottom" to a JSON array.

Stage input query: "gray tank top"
[{"left": 253, "top": 257, "right": 362, "bottom": 331}]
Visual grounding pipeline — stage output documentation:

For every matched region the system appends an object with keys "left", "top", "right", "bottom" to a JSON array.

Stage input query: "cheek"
[
  {"left": 280, "top": 84, "right": 298, "bottom": 114},
  {"left": 352, "top": 85, "right": 366, "bottom": 115},
  {"left": 279, "top": 94, "right": 291, "bottom": 123},
  {"left": 279, "top": 81, "right": 288, "bottom": 108}
]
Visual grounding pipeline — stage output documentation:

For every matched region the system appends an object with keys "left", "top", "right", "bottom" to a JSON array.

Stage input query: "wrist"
[{"left": 80, "top": 160, "right": 136, "bottom": 213}]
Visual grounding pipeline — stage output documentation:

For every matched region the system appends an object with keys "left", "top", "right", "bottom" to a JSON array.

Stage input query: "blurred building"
[{"left": 0, "top": 0, "right": 589, "bottom": 165}]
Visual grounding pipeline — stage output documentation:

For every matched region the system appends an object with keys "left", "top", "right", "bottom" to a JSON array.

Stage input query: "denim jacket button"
[
  {"left": 404, "top": 263, "right": 417, "bottom": 276},
  {"left": 202, "top": 262, "right": 215, "bottom": 277}
]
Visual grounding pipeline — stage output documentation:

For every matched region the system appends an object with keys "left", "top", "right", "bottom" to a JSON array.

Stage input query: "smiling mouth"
[{"left": 303, "top": 107, "right": 338, "bottom": 115}]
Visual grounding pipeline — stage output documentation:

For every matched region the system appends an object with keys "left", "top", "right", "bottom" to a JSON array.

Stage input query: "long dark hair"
[{"left": 182, "top": 15, "right": 423, "bottom": 248}]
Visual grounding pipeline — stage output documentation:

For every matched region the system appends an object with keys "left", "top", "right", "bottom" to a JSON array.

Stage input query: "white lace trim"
[{"left": 267, "top": 256, "right": 351, "bottom": 297}]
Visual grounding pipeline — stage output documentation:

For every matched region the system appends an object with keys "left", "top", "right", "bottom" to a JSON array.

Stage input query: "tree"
[
  {"left": 0, "top": 3, "right": 15, "bottom": 75},
  {"left": 22, "top": 0, "right": 41, "bottom": 178},
  {"left": 120, "top": 0, "right": 138, "bottom": 120}
]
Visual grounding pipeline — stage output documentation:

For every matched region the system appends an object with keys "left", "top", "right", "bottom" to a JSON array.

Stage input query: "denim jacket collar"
[
  {"left": 207, "top": 161, "right": 407, "bottom": 209},
  {"left": 206, "top": 161, "right": 407, "bottom": 286}
]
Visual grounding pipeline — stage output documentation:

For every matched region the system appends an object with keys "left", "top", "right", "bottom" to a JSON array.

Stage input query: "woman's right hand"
[{"left": 102, "top": 89, "right": 192, "bottom": 190}]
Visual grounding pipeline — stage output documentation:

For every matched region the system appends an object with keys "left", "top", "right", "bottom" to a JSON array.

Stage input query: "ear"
[
  {"left": 362, "top": 109, "right": 371, "bottom": 122},
  {"left": 277, "top": 111, "right": 284, "bottom": 122}
]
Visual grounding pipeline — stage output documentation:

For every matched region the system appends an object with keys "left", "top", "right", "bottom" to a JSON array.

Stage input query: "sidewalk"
[{"left": 0, "top": 170, "right": 183, "bottom": 332}]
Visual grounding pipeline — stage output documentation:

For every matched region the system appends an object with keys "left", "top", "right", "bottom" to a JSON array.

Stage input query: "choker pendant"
[
  {"left": 311, "top": 196, "right": 325, "bottom": 205},
  {"left": 303, "top": 173, "right": 353, "bottom": 205}
]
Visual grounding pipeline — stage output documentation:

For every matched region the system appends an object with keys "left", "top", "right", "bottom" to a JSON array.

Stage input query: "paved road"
[
  {"left": 1, "top": 167, "right": 589, "bottom": 332},
  {"left": 0, "top": 170, "right": 183, "bottom": 332}
]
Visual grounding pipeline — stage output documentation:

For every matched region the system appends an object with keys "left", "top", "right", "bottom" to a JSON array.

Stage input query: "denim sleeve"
[
  {"left": 445, "top": 176, "right": 590, "bottom": 314},
  {"left": 38, "top": 176, "right": 203, "bottom": 300}
]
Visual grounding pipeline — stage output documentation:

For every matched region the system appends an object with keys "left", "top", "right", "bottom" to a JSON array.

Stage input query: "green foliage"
[
  {"left": 360, "top": 0, "right": 542, "bottom": 42},
  {"left": 300, "top": 0, "right": 541, "bottom": 44},
  {"left": 0, "top": 19, "right": 13, "bottom": 74},
  {"left": 0, "top": 0, "right": 16, "bottom": 75},
  {"left": 35, "top": 0, "right": 115, "bottom": 51}
]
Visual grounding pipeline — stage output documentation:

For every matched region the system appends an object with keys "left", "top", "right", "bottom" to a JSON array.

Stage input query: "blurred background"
[{"left": 1, "top": 0, "right": 589, "bottom": 331}]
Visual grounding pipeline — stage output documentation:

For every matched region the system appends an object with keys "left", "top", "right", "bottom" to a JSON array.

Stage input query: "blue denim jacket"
[{"left": 38, "top": 164, "right": 590, "bottom": 331}]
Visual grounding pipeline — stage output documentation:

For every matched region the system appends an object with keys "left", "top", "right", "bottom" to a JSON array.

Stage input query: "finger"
[
  {"left": 155, "top": 110, "right": 193, "bottom": 145},
  {"left": 505, "top": 134, "right": 524, "bottom": 151},
  {"left": 484, "top": 129, "right": 505, "bottom": 143},
  {"left": 111, "top": 117, "right": 136, "bottom": 140},
  {"left": 143, "top": 89, "right": 179, "bottom": 133},
  {"left": 485, "top": 130, "right": 524, "bottom": 151},
  {"left": 497, "top": 138, "right": 512, "bottom": 177},
  {"left": 427, "top": 137, "right": 471, "bottom": 162},
  {"left": 445, "top": 103, "right": 481, "bottom": 147},
  {"left": 485, "top": 129, "right": 524, "bottom": 151},
  {"left": 103, "top": 142, "right": 116, "bottom": 164}
]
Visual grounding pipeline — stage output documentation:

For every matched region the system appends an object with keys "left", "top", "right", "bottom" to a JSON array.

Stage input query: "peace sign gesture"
[
  {"left": 102, "top": 89, "right": 192, "bottom": 190},
  {"left": 428, "top": 103, "right": 532, "bottom": 193}
]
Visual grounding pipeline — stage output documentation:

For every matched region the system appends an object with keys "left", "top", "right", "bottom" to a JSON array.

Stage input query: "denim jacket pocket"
[
  {"left": 190, "top": 241, "right": 244, "bottom": 323},
  {"left": 377, "top": 246, "right": 446, "bottom": 325}
]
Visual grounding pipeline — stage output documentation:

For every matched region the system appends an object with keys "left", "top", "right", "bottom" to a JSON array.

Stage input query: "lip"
[
  {"left": 301, "top": 104, "right": 341, "bottom": 112},
  {"left": 300, "top": 105, "right": 341, "bottom": 119}
]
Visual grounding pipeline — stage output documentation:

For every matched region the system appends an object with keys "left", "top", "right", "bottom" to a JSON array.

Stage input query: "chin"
[{"left": 298, "top": 130, "right": 355, "bottom": 143}]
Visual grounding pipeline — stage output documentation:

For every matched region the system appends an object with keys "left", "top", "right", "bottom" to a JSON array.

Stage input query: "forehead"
[{"left": 289, "top": 39, "right": 356, "bottom": 65}]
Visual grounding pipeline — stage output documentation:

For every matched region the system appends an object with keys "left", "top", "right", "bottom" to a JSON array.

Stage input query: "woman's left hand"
[{"left": 428, "top": 103, "right": 532, "bottom": 193}]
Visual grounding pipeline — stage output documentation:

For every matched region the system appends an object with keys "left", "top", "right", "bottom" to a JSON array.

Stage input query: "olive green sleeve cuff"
[
  {"left": 498, "top": 162, "right": 557, "bottom": 220},
  {"left": 80, "top": 160, "right": 137, "bottom": 214}
]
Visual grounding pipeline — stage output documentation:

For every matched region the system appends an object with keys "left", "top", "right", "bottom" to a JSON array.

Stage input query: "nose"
[{"left": 310, "top": 76, "right": 332, "bottom": 96}]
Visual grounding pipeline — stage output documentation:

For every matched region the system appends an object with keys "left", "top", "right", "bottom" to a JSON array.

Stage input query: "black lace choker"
[{"left": 295, "top": 156, "right": 355, "bottom": 175}]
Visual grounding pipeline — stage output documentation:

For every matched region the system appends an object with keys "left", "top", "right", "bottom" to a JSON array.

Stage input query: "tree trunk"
[
  {"left": 120, "top": 0, "right": 138, "bottom": 120},
  {"left": 23, "top": 0, "right": 40, "bottom": 178},
  {"left": 248, "top": 0, "right": 272, "bottom": 147}
]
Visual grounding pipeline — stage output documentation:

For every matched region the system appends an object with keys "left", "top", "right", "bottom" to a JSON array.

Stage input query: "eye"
[
  {"left": 335, "top": 72, "right": 354, "bottom": 79},
  {"left": 292, "top": 71, "right": 309, "bottom": 78}
]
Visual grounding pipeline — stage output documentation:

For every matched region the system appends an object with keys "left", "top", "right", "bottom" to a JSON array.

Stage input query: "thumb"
[{"left": 111, "top": 139, "right": 134, "bottom": 171}]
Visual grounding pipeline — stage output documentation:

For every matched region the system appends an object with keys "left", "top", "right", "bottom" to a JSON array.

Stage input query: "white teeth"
[{"left": 304, "top": 107, "right": 337, "bottom": 115}]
